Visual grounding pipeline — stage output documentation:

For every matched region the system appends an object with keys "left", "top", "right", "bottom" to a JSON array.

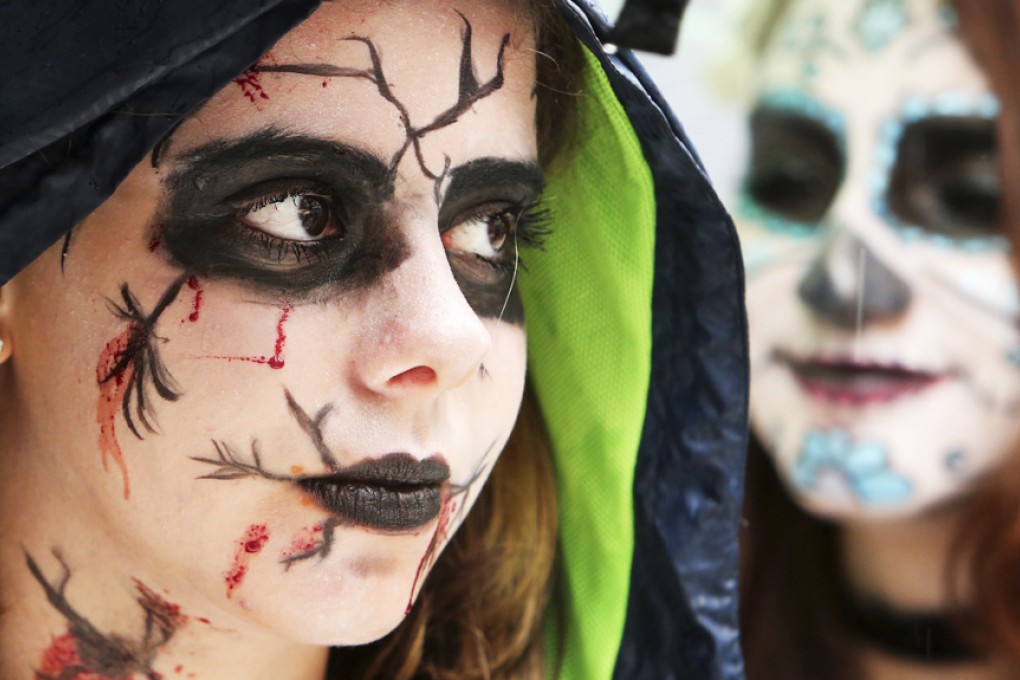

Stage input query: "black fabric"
[
  {"left": 837, "top": 577, "right": 981, "bottom": 664},
  {"left": 555, "top": 3, "right": 748, "bottom": 679},
  {"left": 0, "top": 0, "right": 320, "bottom": 284},
  {"left": 610, "top": 0, "right": 689, "bottom": 55}
]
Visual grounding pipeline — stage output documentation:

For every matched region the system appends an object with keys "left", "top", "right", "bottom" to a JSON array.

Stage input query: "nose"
[
  {"left": 353, "top": 230, "right": 491, "bottom": 396},
  {"left": 797, "top": 228, "right": 912, "bottom": 329}
]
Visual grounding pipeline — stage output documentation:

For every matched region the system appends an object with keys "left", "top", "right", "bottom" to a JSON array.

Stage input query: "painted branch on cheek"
[
  {"left": 96, "top": 275, "right": 189, "bottom": 499},
  {"left": 26, "top": 549, "right": 187, "bottom": 680},
  {"left": 190, "top": 389, "right": 499, "bottom": 586}
]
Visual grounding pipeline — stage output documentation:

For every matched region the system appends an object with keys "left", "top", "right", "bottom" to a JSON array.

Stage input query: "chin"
[{"left": 234, "top": 526, "right": 440, "bottom": 647}]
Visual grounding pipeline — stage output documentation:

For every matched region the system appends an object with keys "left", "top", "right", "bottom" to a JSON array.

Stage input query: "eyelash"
[
  {"left": 472, "top": 201, "right": 551, "bottom": 273},
  {"left": 236, "top": 226, "right": 333, "bottom": 264}
]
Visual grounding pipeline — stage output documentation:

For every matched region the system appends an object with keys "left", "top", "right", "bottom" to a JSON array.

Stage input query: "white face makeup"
[
  {"left": 740, "top": 0, "right": 1020, "bottom": 519},
  {"left": 0, "top": 0, "right": 538, "bottom": 660}
]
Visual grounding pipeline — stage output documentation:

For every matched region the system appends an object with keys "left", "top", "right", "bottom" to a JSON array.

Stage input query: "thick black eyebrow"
[
  {"left": 438, "top": 158, "right": 544, "bottom": 227},
  {"left": 163, "top": 127, "right": 393, "bottom": 202}
]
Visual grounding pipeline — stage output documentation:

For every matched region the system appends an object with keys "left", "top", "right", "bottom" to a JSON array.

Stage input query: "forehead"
[
  {"left": 166, "top": 0, "right": 537, "bottom": 165},
  {"left": 759, "top": 0, "right": 989, "bottom": 113}
]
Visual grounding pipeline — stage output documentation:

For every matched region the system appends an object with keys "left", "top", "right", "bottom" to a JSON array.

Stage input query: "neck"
[{"left": 838, "top": 506, "right": 967, "bottom": 613}]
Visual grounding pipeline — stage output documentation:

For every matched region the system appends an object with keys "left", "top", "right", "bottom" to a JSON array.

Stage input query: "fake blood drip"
[
  {"left": 182, "top": 276, "right": 203, "bottom": 324},
  {"left": 96, "top": 331, "right": 134, "bottom": 499},
  {"left": 233, "top": 68, "right": 269, "bottom": 105},
  {"left": 281, "top": 523, "right": 324, "bottom": 561},
  {"left": 147, "top": 226, "right": 164, "bottom": 253},
  {"left": 203, "top": 303, "right": 291, "bottom": 369},
  {"left": 225, "top": 524, "right": 270, "bottom": 599},
  {"left": 406, "top": 497, "right": 457, "bottom": 615},
  {"left": 232, "top": 54, "right": 275, "bottom": 107}
]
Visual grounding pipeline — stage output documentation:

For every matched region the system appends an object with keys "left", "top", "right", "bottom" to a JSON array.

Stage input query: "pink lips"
[{"left": 778, "top": 352, "right": 945, "bottom": 405}]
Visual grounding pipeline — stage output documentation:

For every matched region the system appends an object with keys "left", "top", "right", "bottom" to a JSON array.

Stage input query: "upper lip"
[
  {"left": 296, "top": 453, "right": 451, "bottom": 532},
  {"left": 315, "top": 452, "right": 451, "bottom": 486},
  {"left": 775, "top": 350, "right": 946, "bottom": 404}
]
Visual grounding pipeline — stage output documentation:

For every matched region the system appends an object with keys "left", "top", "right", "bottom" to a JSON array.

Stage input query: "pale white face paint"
[{"left": 739, "top": 0, "right": 1020, "bottom": 519}]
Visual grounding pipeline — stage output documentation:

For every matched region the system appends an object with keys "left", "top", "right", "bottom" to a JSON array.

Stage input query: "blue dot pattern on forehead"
[{"left": 853, "top": 0, "right": 911, "bottom": 54}]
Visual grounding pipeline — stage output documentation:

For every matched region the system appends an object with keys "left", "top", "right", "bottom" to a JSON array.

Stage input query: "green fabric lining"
[{"left": 521, "top": 46, "right": 656, "bottom": 679}]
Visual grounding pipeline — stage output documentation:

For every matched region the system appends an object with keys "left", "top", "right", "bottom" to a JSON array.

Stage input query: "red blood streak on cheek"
[
  {"left": 181, "top": 276, "right": 203, "bottom": 324},
  {"left": 267, "top": 303, "right": 291, "bottom": 369},
  {"left": 406, "top": 497, "right": 456, "bottom": 615},
  {"left": 225, "top": 524, "right": 269, "bottom": 599},
  {"left": 95, "top": 330, "right": 135, "bottom": 499},
  {"left": 199, "top": 303, "right": 291, "bottom": 370},
  {"left": 280, "top": 523, "right": 324, "bottom": 560}
]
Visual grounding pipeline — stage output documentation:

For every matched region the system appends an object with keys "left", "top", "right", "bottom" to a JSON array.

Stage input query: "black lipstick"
[{"left": 296, "top": 453, "right": 450, "bottom": 531}]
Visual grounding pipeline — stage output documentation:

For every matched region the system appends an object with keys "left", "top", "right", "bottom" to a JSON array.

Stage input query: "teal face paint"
[
  {"left": 854, "top": 0, "right": 911, "bottom": 54},
  {"left": 793, "top": 429, "right": 913, "bottom": 505},
  {"left": 873, "top": 92, "right": 1005, "bottom": 253},
  {"left": 740, "top": 88, "right": 846, "bottom": 239}
]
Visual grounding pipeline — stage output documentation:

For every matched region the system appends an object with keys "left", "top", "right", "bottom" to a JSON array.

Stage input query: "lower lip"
[
  {"left": 790, "top": 367, "right": 943, "bottom": 405},
  {"left": 297, "top": 479, "right": 443, "bottom": 531}
]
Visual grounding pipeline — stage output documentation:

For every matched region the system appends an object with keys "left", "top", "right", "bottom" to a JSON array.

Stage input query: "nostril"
[{"left": 388, "top": 365, "right": 438, "bottom": 388}]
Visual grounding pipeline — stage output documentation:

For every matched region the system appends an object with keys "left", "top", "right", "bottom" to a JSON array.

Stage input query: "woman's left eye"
[
  {"left": 239, "top": 193, "right": 342, "bottom": 241},
  {"left": 443, "top": 208, "right": 516, "bottom": 261}
]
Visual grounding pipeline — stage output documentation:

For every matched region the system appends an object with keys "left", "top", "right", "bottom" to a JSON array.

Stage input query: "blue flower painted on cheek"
[{"left": 793, "top": 429, "right": 913, "bottom": 505}]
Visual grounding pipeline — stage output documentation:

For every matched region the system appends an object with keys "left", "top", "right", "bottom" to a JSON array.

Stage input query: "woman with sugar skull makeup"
[
  {"left": 738, "top": 0, "right": 1020, "bottom": 678},
  {"left": 0, "top": 1, "right": 747, "bottom": 678}
]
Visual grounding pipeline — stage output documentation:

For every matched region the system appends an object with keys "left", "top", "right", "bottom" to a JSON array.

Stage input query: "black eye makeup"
[
  {"left": 156, "top": 130, "right": 547, "bottom": 322},
  {"left": 887, "top": 116, "right": 1000, "bottom": 240},
  {"left": 744, "top": 108, "right": 845, "bottom": 225},
  {"left": 158, "top": 129, "right": 402, "bottom": 297},
  {"left": 438, "top": 158, "right": 547, "bottom": 324}
]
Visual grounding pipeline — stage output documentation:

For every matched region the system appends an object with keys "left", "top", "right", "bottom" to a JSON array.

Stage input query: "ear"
[{"left": 0, "top": 285, "right": 12, "bottom": 364}]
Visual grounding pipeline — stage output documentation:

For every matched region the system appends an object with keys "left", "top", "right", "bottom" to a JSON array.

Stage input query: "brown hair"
[
  {"left": 329, "top": 3, "right": 583, "bottom": 677},
  {"left": 947, "top": 0, "right": 1020, "bottom": 657},
  {"left": 739, "top": 1, "right": 1020, "bottom": 677}
]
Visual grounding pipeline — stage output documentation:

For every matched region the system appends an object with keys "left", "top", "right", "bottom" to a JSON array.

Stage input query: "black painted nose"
[{"left": 797, "top": 234, "right": 911, "bottom": 329}]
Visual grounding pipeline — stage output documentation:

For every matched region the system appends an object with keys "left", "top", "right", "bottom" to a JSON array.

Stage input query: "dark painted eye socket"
[
  {"left": 887, "top": 117, "right": 1000, "bottom": 239},
  {"left": 744, "top": 109, "right": 844, "bottom": 225}
]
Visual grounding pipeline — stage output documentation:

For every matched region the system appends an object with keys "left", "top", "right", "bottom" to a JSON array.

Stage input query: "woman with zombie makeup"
[
  {"left": 738, "top": 0, "right": 1020, "bottom": 678},
  {"left": 0, "top": 1, "right": 747, "bottom": 679}
]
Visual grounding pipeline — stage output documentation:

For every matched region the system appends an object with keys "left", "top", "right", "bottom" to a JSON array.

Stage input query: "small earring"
[{"left": 0, "top": 336, "right": 10, "bottom": 364}]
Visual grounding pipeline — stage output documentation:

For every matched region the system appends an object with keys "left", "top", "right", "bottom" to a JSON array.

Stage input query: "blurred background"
[{"left": 602, "top": 0, "right": 747, "bottom": 206}]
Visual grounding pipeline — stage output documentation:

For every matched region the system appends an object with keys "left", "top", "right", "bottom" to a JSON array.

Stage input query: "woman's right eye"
[{"left": 239, "top": 193, "right": 343, "bottom": 241}]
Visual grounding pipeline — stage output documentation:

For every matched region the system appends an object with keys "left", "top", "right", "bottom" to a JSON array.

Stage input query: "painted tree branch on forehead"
[{"left": 255, "top": 12, "right": 510, "bottom": 202}]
